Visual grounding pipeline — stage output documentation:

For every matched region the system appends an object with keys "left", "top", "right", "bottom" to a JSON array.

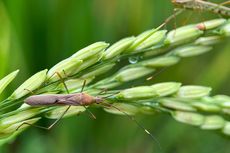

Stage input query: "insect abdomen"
[
  {"left": 25, "top": 94, "right": 59, "bottom": 106},
  {"left": 24, "top": 94, "right": 75, "bottom": 106}
]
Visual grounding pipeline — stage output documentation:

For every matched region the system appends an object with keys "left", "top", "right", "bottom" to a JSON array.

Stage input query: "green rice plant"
[{"left": 0, "top": 18, "right": 230, "bottom": 145}]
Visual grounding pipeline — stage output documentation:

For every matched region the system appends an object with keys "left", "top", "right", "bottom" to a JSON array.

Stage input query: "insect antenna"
[
  {"left": 99, "top": 101, "right": 162, "bottom": 151},
  {"left": 100, "top": 91, "right": 120, "bottom": 99},
  {"left": 97, "top": 88, "right": 108, "bottom": 95}
]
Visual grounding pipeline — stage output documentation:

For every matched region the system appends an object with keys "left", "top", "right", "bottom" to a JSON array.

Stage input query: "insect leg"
[
  {"left": 219, "top": 1, "right": 230, "bottom": 6},
  {"left": 55, "top": 71, "right": 70, "bottom": 94},
  {"left": 80, "top": 80, "right": 86, "bottom": 93},
  {"left": 51, "top": 73, "right": 96, "bottom": 119},
  {"left": 46, "top": 71, "right": 70, "bottom": 93},
  {"left": 79, "top": 80, "right": 96, "bottom": 119},
  {"left": 99, "top": 102, "right": 162, "bottom": 151},
  {"left": 16, "top": 105, "right": 71, "bottom": 131},
  {"left": 52, "top": 75, "right": 96, "bottom": 119},
  {"left": 215, "top": 1, "right": 230, "bottom": 17},
  {"left": 181, "top": 11, "right": 193, "bottom": 25},
  {"left": 80, "top": 103, "right": 96, "bottom": 120},
  {"left": 157, "top": 9, "right": 184, "bottom": 30}
]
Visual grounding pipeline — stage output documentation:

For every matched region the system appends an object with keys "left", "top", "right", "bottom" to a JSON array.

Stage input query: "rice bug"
[
  {"left": 16, "top": 78, "right": 98, "bottom": 130},
  {"left": 16, "top": 73, "right": 162, "bottom": 150},
  {"left": 171, "top": 0, "right": 230, "bottom": 17}
]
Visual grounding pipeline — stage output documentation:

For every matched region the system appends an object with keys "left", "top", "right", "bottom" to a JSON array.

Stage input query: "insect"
[
  {"left": 171, "top": 0, "right": 230, "bottom": 17},
  {"left": 24, "top": 93, "right": 102, "bottom": 107},
  {"left": 16, "top": 75, "right": 162, "bottom": 150},
  {"left": 16, "top": 79, "right": 99, "bottom": 130}
]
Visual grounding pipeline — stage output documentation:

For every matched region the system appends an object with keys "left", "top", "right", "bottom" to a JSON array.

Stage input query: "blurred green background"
[{"left": 0, "top": 0, "right": 229, "bottom": 153}]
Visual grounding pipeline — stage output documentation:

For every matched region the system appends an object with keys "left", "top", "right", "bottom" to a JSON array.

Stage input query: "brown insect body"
[{"left": 25, "top": 93, "right": 103, "bottom": 106}]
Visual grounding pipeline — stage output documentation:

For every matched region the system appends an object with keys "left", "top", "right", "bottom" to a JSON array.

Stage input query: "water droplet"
[{"left": 128, "top": 56, "right": 139, "bottom": 64}]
